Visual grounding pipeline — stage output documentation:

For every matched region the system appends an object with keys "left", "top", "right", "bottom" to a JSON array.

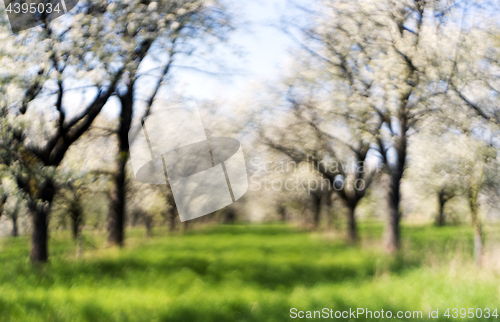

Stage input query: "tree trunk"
[
  {"left": 380, "top": 81, "right": 414, "bottom": 254},
  {"left": 12, "top": 215, "right": 18, "bottom": 237},
  {"left": 168, "top": 209, "right": 176, "bottom": 232},
  {"left": 468, "top": 186, "right": 482, "bottom": 267},
  {"left": 144, "top": 214, "right": 153, "bottom": 238},
  {"left": 71, "top": 212, "right": 80, "bottom": 240},
  {"left": 108, "top": 86, "right": 133, "bottom": 247},
  {"left": 164, "top": 184, "right": 178, "bottom": 232},
  {"left": 10, "top": 199, "right": 20, "bottom": 237},
  {"left": 385, "top": 169, "right": 403, "bottom": 253},
  {"left": 145, "top": 223, "right": 152, "bottom": 238},
  {"left": 224, "top": 208, "right": 236, "bottom": 224},
  {"left": 69, "top": 201, "right": 84, "bottom": 258},
  {"left": 311, "top": 193, "right": 322, "bottom": 229},
  {"left": 30, "top": 206, "right": 49, "bottom": 261},
  {"left": 346, "top": 205, "right": 357, "bottom": 243},
  {"left": 31, "top": 207, "right": 49, "bottom": 262},
  {"left": 277, "top": 205, "right": 287, "bottom": 222},
  {"left": 30, "top": 182, "right": 56, "bottom": 263},
  {"left": 384, "top": 102, "right": 408, "bottom": 254},
  {"left": 108, "top": 148, "right": 128, "bottom": 247},
  {"left": 436, "top": 191, "right": 446, "bottom": 227}
]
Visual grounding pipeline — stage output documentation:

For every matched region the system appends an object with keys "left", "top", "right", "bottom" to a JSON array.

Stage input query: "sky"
[
  {"left": 172, "top": 0, "right": 293, "bottom": 100},
  {"left": 101, "top": 0, "right": 295, "bottom": 117}
]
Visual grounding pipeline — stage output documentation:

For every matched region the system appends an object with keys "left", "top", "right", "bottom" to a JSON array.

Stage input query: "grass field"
[{"left": 1, "top": 223, "right": 500, "bottom": 321}]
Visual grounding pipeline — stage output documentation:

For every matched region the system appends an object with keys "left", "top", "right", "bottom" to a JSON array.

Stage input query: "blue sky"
[
  {"left": 100, "top": 0, "right": 296, "bottom": 118},
  {"left": 168, "top": 0, "right": 293, "bottom": 101}
]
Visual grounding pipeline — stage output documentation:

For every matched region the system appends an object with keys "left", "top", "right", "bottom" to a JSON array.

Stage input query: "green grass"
[{"left": 0, "top": 223, "right": 499, "bottom": 321}]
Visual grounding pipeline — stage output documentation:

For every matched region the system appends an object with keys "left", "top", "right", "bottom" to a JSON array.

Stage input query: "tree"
[
  {"left": 106, "top": 0, "right": 233, "bottom": 246},
  {"left": 0, "top": 188, "right": 8, "bottom": 220},
  {"left": 0, "top": 178, "right": 17, "bottom": 236},
  {"left": 52, "top": 174, "right": 97, "bottom": 257},
  {"left": 126, "top": 177, "right": 167, "bottom": 238},
  {"left": 458, "top": 137, "right": 499, "bottom": 266},
  {"left": 255, "top": 76, "right": 377, "bottom": 241},
  {"left": 278, "top": 0, "right": 494, "bottom": 252},
  {"left": 0, "top": 0, "right": 233, "bottom": 261},
  {"left": 0, "top": 3, "right": 127, "bottom": 262},
  {"left": 6, "top": 196, "right": 23, "bottom": 237},
  {"left": 407, "top": 134, "right": 465, "bottom": 226}
]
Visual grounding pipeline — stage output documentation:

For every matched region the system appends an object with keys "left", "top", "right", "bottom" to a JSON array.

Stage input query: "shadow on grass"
[
  {"left": 0, "top": 225, "right": 423, "bottom": 291},
  {"left": 0, "top": 223, "right": 493, "bottom": 322}
]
